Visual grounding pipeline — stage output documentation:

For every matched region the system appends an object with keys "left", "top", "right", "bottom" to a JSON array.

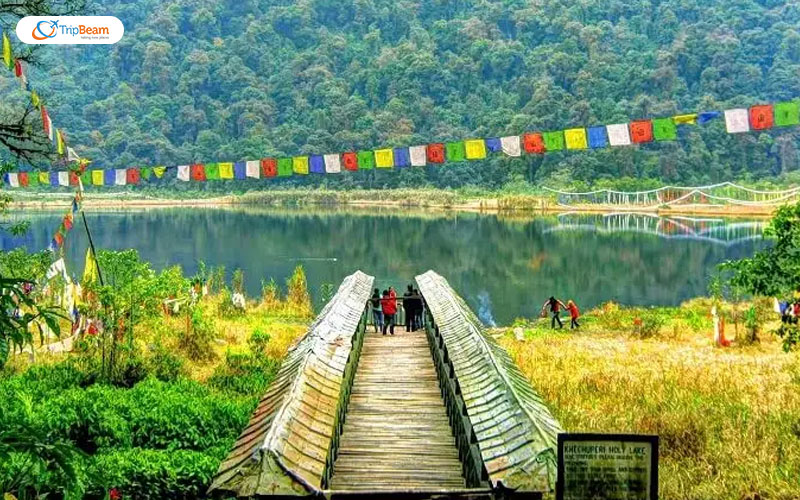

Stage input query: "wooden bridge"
[{"left": 208, "top": 270, "right": 562, "bottom": 499}]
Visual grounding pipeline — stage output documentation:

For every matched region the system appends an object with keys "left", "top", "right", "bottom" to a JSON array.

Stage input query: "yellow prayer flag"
[
  {"left": 464, "top": 139, "right": 487, "bottom": 160},
  {"left": 672, "top": 113, "right": 698, "bottom": 125},
  {"left": 56, "top": 129, "right": 64, "bottom": 155},
  {"left": 38, "top": 172, "right": 49, "bottom": 184},
  {"left": 31, "top": 90, "right": 40, "bottom": 109},
  {"left": 91, "top": 170, "right": 104, "bottom": 186},
  {"left": 564, "top": 128, "right": 588, "bottom": 150},
  {"left": 219, "top": 162, "right": 234, "bottom": 179},
  {"left": 374, "top": 149, "right": 394, "bottom": 168},
  {"left": 2, "top": 33, "right": 11, "bottom": 70},
  {"left": 83, "top": 248, "right": 99, "bottom": 285},
  {"left": 293, "top": 156, "right": 309, "bottom": 175},
  {"left": 153, "top": 166, "right": 166, "bottom": 178}
]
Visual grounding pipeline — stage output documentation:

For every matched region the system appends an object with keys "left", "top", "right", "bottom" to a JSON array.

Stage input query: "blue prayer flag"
[
  {"left": 588, "top": 126, "right": 608, "bottom": 149},
  {"left": 393, "top": 148, "right": 410, "bottom": 167},
  {"left": 104, "top": 169, "right": 115, "bottom": 186},
  {"left": 49, "top": 172, "right": 59, "bottom": 186},
  {"left": 485, "top": 138, "right": 502, "bottom": 153},
  {"left": 2, "top": 173, "right": 8, "bottom": 185},
  {"left": 233, "top": 161, "right": 246, "bottom": 180},
  {"left": 309, "top": 155, "right": 325, "bottom": 174},
  {"left": 698, "top": 111, "right": 722, "bottom": 125}
]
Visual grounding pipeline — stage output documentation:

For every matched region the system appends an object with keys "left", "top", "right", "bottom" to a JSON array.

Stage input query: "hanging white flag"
[
  {"left": 8, "top": 172, "right": 19, "bottom": 188},
  {"left": 47, "top": 116, "right": 54, "bottom": 141},
  {"left": 46, "top": 258, "right": 67, "bottom": 280},
  {"left": 177, "top": 165, "right": 190, "bottom": 182},
  {"left": 500, "top": 136, "right": 521, "bottom": 157},
  {"left": 67, "top": 147, "right": 80, "bottom": 162},
  {"left": 115, "top": 169, "right": 126, "bottom": 186},
  {"left": 606, "top": 124, "right": 632, "bottom": 146},
  {"left": 724, "top": 109, "right": 750, "bottom": 134},
  {"left": 58, "top": 171, "right": 69, "bottom": 186},
  {"left": 409, "top": 146, "right": 427, "bottom": 166},
  {"left": 246, "top": 160, "right": 260, "bottom": 178},
  {"left": 324, "top": 154, "right": 341, "bottom": 173}
]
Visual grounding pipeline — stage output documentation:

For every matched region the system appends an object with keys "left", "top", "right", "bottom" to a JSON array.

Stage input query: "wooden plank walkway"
[{"left": 330, "top": 328, "right": 466, "bottom": 492}]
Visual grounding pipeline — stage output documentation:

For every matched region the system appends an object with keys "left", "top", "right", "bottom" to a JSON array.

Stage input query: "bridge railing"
[
  {"left": 424, "top": 308, "right": 489, "bottom": 488},
  {"left": 321, "top": 304, "right": 369, "bottom": 489}
]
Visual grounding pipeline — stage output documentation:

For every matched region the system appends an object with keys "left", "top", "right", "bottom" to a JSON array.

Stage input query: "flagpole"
[{"left": 80, "top": 210, "right": 104, "bottom": 287}]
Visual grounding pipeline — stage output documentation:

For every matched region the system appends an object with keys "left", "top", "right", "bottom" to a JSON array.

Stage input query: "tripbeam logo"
[{"left": 17, "top": 16, "right": 124, "bottom": 44}]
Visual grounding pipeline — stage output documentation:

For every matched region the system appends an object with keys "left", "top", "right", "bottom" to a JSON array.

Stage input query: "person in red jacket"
[
  {"left": 380, "top": 289, "right": 397, "bottom": 335},
  {"left": 567, "top": 300, "right": 580, "bottom": 329}
]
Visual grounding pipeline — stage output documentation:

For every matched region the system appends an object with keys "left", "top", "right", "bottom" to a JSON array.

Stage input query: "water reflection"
[{"left": 2, "top": 207, "right": 769, "bottom": 325}]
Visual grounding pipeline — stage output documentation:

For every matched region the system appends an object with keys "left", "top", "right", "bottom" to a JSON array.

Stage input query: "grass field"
[{"left": 497, "top": 301, "right": 800, "bottom": 500}]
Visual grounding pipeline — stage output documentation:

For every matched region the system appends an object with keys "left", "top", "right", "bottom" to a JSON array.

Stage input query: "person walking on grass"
[
  {"left": 370, "top": 288, "right": 383, "bottom": 333},
  {"left": 541, "top": 296, "right": 567, "bottom": 329},
  {"left": 381, "top": 289, "right": 397, "bottom": 335},
  {"left": 567, "top": 300, "right": 581, "bottom": 329}
]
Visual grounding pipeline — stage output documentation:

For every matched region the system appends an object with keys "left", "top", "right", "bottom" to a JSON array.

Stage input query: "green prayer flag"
[
  {"left": 205, "top": 162, "right": 220, "bottom": 180},
  {"left": 277, "top": 158, "right": 293, "bottom": 177},
  {"left": 543, "top": 131, "right": 565, "bottom": 151},
  {"left": 445, "top": 141, "right": 466, "bottom": 162},
  {"left": 140, "top": 167, "right": 152, "bottom": 180},
  {"left": 80, "top": 170, "right": 92, "bottom": 185},
  {"left": 357, "top": 150, "right": 375, "bottom": 170},
  {"left": 652, "top": 117, "right": 677, "bottom": 141},
  {"left": 774, "top": 101, "right": 800, "bottom": 127},
  {"left": 28, "top": 171, "right": 40, "bottom": 186}
]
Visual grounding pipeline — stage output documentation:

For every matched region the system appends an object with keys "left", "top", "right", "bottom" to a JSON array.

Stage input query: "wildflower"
[{"left": 109, "top": 488, "right": 122, "bottom": 500}]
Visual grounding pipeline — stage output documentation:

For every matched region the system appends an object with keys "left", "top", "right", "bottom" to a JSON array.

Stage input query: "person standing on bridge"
[
  {"left": 371, "top": 288, "right": 383, "bottom": 333},
  {"left": 541, "top": 296, "right": 567, "bottom": 329},
  {"left": 381, "top": 289, "right": 397, "bottom": 335},
  {"left": 403, "top": 285, "right": 416, "bottom": 332}
]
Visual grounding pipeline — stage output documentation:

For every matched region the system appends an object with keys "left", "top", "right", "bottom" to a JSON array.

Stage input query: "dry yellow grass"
[{"left": 497, "top": 322, "right": 800, "bottom": 500}]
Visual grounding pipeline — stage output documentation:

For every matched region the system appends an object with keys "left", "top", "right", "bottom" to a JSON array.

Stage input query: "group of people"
[
  {"left": 370, "top": 285, "right": 425, "bottom": 335},
  {"left": 541, "top": 296, "right": 581, "bottom": 329},
  {"left": 777, "top": 298, "right": 800, "bottom": 324}
]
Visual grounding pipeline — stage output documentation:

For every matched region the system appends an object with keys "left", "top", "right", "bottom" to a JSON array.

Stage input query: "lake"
[{"left": 2, "top": 207, "right": 769, "bottom": 326}]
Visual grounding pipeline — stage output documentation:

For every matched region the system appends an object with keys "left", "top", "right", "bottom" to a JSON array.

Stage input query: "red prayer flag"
[
  {"left": 427, "top": 143, "right": 445, "bottom": 164},
  {"left": 63, "top": 214, "right": 73, "bottom": 231},
  {"left": 749, "top": 104, "right": 773, "bottom": 130},
  {"left": 523, "top": 133, "right": 546, "bottom": 154},
  {"left": 191, "top": 164, "right": 206, "bottom": 181},
  {"left": 41, "top": 106, "right": 49, "bottom": 135},
  {"left": 126, "top": 168, "right": 140, "bottom": 185},
  {"left": 54, "top": 232, "right": 64, "bottom": 247},
  {"left": 14, "top": 59, "right": 22, "bottom": 78},
  {"left": 69, "top": 171, "right": 79, "bottom": 186},
  {"left": 18, "top": 172, "right": 28, "bottom": 187},
  {"left": 630, "top": 120, "right": 653, "bottom": 143},
  {"left": 342, "top": 152, "right": 358, "bottom": 171},
  {"left": 261, "top": 158, "right": 277, "bottom": 178}
]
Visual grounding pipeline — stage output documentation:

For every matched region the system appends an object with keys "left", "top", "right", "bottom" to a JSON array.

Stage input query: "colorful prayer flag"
[
  {"left": 153, "top": 166, "right": 166, "bottom": 178},
  {"left": 234, "top": 161, "right": 246, "bottom": 180},
  {"left": 219, "top": 162, "right": 234, "bottom": 179},
  {"left": 14, "top": 59, "right": 21, "bottom": 77},
  {"left": 2, "top": 33, "right": 11, "bottom": 70},
  {"left": 7, "top": 173, "right": 18, "bottom": 188},
  {"left": 445, "top": 141, "right": 466, "bottom": 162},
  {"left": 543, "top": 131, "right": 565, "bottom": 151},
  {"left": 724, "top": 109, "right": 750, "bottom": 133},
  {"left": 587, "top": 127, "right": 607, "bottom": 149},
  {"left": 375, "top": 149, "right": 394, "bottom": 168},
  {"left": 630, "top": 120, "right": 653, "bottom": 143},
  {"left": 56, "top": 129, "right": 65, "bottom": 155},
  {"left": 50, "top": 171, "right": 59, "bottom": 187},
  {"left": 774, "top": 101, "right": 800, "bottom": 127},
  {"left": 464, "top": 139, "right": 487, "bottom": 160},
  {"left": 92, "top": 170, "right": 104, "bottom": 186},
  {"left": 652, "top": 118, "right": 677, "bottom": 141},
  {"left": 30, "top": 90, "right": 39, "bottom": 109},
  {"left": 191, "top": 164, "right": 206, "bottom": 181},
  {"left": 125, "top": 168, "right": 140, "bottom": 185},
  {"left": 58, "top": 171, "right": 70, "bottom": 187},
  {"left": 698, "top": 111, "right": 722, "bottom": 124},
  {"left": 310, "top": 155, "right": 325, "bottom": 174},
  {"left": 324, "top": 154, "right": 341, "bottom": 173},
  {"left": 18, "top": 172, "right": 28, "bottom": 187},
  {"left": 357, "top": 150, "right": 375, "bottom": 169},
  {"left": 63, "top": 214, "right": 73, "bottom": 231},
  {"left": 503, "top": 135, "right": 523, "bottom": 156},
  {"left": 114, "top": 169, "right": 126, "bottom": 186},
  {"left": 427, "top": 144, "right": 445, "bottom": 164},
  {"left": 409, "top": 146, "right": 427, "bottom": 166},
  {"left": 28, "top": 171, "right": 39, "bottom": 186},
  {"left": 83, "top": 248, "right": 99, "bottom": 285},
  {"left": 749, "top": 104, "right": 774, "bottom": 130},
  {"left": 246, "top": 160, "right": 260, "bottom": 178},
  {"left": 104, "top": 168, "right": 116, "bottom": 185},
  {"left": 564, "top": 128, "right": 588, "bottom": 150},
  {"left": 293, "top": 156, "right": 309, "bottom": 175},
  {"left": 80, "top": 169, "right": 91, "bottom": 186},
  {"left": 140, "top": 167, "right": 152, "bottom": 180},
  {"left": 486, "top": 138, "right": 502, "bottom": 153},
  {"left": 177, "top": 165, "right": 191, "bottom": 181},
  {"left": 393, "top": 148, "right": 410, "bottom": 167},
  {"left": 69, "top": 171, "right": 79, "bottom": 186},
  {"left": 205, "top": 163, "right": 220, "bottom": 180},
  {"left": 277, "top": 158, "right": 293, "bottom": 177},
  {"left": 343, "top": 152, "right": 359, "bottom": 171},
  {"left": 261, "top": 158, "right": 277, "bottom": 178},
  {"left": 606, "top": 124, "right": 631, "bottom": 146},
  {"left": 37, "top": 171, "right": 48, "bottom": 185},
  {"left": 54, "top": 232, "right": 63, "bottom": 247},
  {"left": 672, "top": 113, "right": 698, "bottom": 125}
]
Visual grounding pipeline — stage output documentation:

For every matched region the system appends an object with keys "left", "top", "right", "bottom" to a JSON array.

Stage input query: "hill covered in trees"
[{"left": 22, "top": 0, "right": 800, "bottom": 189}]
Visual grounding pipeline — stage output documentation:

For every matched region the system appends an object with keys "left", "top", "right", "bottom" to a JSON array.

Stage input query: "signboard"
[{"left": 557, "top": 433, "right": 658, "bottom": 500}]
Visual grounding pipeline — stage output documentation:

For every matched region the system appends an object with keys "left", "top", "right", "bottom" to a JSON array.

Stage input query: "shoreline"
[{"left": 10, "top": 191, "right": 780, "bottom": 217}]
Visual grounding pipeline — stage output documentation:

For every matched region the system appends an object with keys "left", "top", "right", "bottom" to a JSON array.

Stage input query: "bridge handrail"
[{"left": 424, "top": 308, "right": 489, "bottom": 488}]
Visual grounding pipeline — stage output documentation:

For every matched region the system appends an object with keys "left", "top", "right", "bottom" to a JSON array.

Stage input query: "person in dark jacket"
[
  {"left": 381, "top": 289, "right": 397, "bottom": 335},
  {"left": 541, "top": 296, "right": 567, "bottom": 329},
  {"left": 403, "top": 285, "right": 415, "bottom": 332},
  {"left": 370, "top": 288, "right": 382, "bottom": 333},
  {"left": 413, "top": 288, "right": 424, "bottom": 330}
]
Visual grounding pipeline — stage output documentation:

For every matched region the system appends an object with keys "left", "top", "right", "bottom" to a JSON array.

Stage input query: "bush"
[
  {"left": 207, "top": 351, "right": 279, "bottom": 397},
  {"left": 261, "top": 278, "right": 281, "bottom": 310},
  {"left": 179, "top": 305, "right": 217, "bottom": 361},
  {"left": 636, "top": 311, "right": 666, "bottom": 339},
  {"left": 248, "top": 328, "right": 271, "bottom": 355},
  {"left": 146, "top": 343, "right": 185, "bottom": 382},
  {"left": 286, "top": 265, "right": 312, "bottom": 316}
]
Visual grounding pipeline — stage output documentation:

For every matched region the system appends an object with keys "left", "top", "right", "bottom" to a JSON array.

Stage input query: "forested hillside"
[{"left": 25, "top": 0, "right": 800, "bottom": 188}]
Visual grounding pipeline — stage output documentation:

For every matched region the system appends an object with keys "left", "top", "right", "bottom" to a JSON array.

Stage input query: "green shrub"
[
  {"left": 636, "top": 311, "right": 666, "bottom": 339},
  {"left": 208, "top": 351, "right": 278, "bottom": 397},
  {"left": 180, "top": 305, "right": 217, "bottom": 361},
  {"left": 248, "top": 328, "right": 271, "bottom": 355},
  {"left": 146, "top": 343, "right": 185, "bottom": 382}
]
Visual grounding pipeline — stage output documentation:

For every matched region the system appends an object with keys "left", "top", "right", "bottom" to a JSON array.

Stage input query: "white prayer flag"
[
  {"left": 47, "top": 117, "right": 54, "bottom": 141},
  {"left": 606, "top": 124, "right": 632, "bottom": 146},
  {"left": 177, "top": 165, "right": 190, "bottom": 182},
  {"left": 8, "top": 173, "right": 19, "bottom": 188},
  {"left": 115, "top": 169, "right": 127, "bottom": 186},
  {"left": 58, "top": 171, "right": 69, "bottom": 186},
  {"left": 501, "top": 136, "right": 521, "bottom": 157},
  {"left": 409, "top": 146, "right": 427, "bottom": 166},
  {"left": 67, "top": 147, "right": 80, "bottom": 162},
  {"left": 324, "top": 154, "right": 341, "bottom": 173},
  {"left": 725, "top": 109, "right": 750, "bottom": 134},
  {"left": 246, "top": 160, "right": 260, "bottom": 178}
]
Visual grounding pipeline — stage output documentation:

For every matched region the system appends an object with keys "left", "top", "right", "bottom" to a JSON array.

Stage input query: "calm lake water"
[{"left": 3, "top": 207, "right": 769, "bottom": 326}]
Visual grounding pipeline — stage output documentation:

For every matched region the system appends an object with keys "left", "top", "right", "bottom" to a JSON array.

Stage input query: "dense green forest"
[{"left": 8, "top": 0, "right": 800, "bottom": 189}]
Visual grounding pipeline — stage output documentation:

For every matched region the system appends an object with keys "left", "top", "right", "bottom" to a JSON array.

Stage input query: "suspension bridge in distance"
[{"left": 208, "top": 270, "right": 562, "bottom": 499}]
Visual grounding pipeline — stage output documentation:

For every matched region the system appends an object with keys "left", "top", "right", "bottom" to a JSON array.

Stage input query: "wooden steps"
[{"left": 330, "top": 329, "right": 466, "bottom": 492}]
